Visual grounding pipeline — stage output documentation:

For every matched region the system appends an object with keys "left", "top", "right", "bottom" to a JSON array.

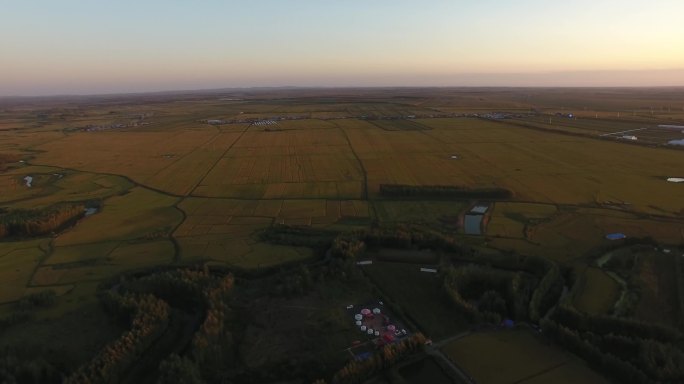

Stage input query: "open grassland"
[
  {"left": 487, "top": 202, "right": 558, "bottom": 238},
  {"left": 0, "top": 239, "right": 49, "bottom": 303},
  {"left": 441, "top": 330, "right": 610, "bottom": 384},
  {"left": 572, "top": 267, "right": 620, "bottom": 315},
  {"left": 363, "top": 262, "right": 469, "bottom": 340},
  {"left": 175, "top": 197, "right": 368, "bottom": 267},
  {"left": 633, "top": 249, "right": 680, "bottom": 327},
  {"left": 32, "top": 240, "right": 174, "bottom": 287},
  {"left": 489, "top": 207, "right": 684, "bottom": 262},
  {"left": 1, "top": 168, "right": 132, "bottom": 209},
  {"left": 54, "top": 187, "right": 181, "bottom": 246}
]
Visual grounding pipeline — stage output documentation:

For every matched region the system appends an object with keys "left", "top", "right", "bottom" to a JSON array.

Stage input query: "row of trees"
[
  {"left": 0, "top": 203, "right": 85, "bottom": 238},
  {"left": 528, "top": 263, "right": 564, "bottom": 322},
  {"left": 542, "top": 305, "right": 684, "bottom": 383},
  {"left": 66, "top": 293, "right": 170, "bottom": 384},
  {"left": 259, "top": 225, "right": 339, "bottom": 250},
  {"left": 379, "top": 184, "right": 513, "bottom": 199},
  {"left": 0, "top": 347, "right": 63, "bottom": 384},
  {"left": 442, "top": 265, "right": 535, "bottom": 323},
  {"left": 677, "top": 255, "right": 684, "bottom": 330},
  {"left": 330, "top": 225, "right": 471, "bottom": 259},
  {"left": 64, "top": 268, "right": 238, "bottom": 384},
  {"left": 324, "top": 333, "right": 427, "bottom": 384},
  {"left": 120, "top": 268, "right": 238, "bottom": 383}
]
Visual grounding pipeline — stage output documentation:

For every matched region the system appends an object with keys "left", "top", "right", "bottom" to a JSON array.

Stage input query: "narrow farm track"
[
  {"left": 333, "top": 121, "right": 368, "bottom": 200},
  {"left": 187, "top": 124, "right": 251, "bottom": 196}
]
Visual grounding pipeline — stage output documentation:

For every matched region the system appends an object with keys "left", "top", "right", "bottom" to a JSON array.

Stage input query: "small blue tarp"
[{"left": 606, "top": 233, "right": 627, "bottom": 240}]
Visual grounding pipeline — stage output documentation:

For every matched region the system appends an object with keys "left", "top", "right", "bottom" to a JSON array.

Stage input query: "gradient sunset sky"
[{"left": 2, "top": 0, "right": 684, "bottom": 96}]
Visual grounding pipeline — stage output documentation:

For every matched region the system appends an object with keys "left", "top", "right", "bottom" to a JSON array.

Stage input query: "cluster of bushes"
[
  {"left": 330, "top": 231, "right": 367, "bottom": 260},
  {"left": 121, "top": 268, "right": 239, "bottom": 383},
  {"left": 542, "top": 305, "right": 684, "bottom": 383},
  {"left": 16, "top": 290, "right": 57, "bottom": 311},
  {"left": 0, "top": 290, "right": 58, "bottom": 334},
  {"left": 259, "top": 225, "right": 339, "bottom": 250},
  {"left": 66, "top": 268, "right": 239, "bottom": 384},
  {"left": 319, "top": 333, "right": 427, "bottom": 384},
  {"left": 379, "top": 184, "right": 513, "bottom": 199},
  {"left": 66, "top": 293, "right": 170, "bottom": 384},
  {"left": 677, "top": 255, "right": 684, "bottom": 330},
  {"left": 442, "top": 265, "right": 535, "bottom": 323},
  {"left": 528, "top": 263, "right": 564, "bottom": 322},
  {"left": 0, "top": 347, "right": 63, "bottom": 384},
  {"left": 0, "top": 203, "right": 85, "bottom": 238},
  {"left": 330, "top": 225, "right": 471, "bottom": 259},
  {"left": 272, "top": 264, "right": 315, "bottom": 297}
]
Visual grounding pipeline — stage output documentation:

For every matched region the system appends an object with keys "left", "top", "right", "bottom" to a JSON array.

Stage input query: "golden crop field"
[
  {"left": 193, "top": 122, "right": 365, "bottom": 199},
  {"left": 32, "top": 129, "right": 220, "bottom": 189}
]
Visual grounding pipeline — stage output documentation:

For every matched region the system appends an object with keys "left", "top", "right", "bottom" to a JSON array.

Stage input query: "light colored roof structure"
[{"left": 470, "top": 205, "right": 489, "bottom": 214}]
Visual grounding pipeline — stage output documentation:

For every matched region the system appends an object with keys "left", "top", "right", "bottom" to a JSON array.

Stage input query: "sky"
[{"left": 1, "top": 0, "right": 684, "bottom": 96}]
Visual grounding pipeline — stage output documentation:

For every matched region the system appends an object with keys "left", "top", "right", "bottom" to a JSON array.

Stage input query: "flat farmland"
[
  {"left": 340, "top": 118, "right": 684, "bottom": 216},
  {"left": 193, "top": 122, "right": 365, "bottom": 199},
  {"left": 175, "top": 197, "right": 367, "bottom": 267},
  {"left": 54, "top": 187, "right": 182, "bottom": 246},
  {"left": 441, "top": 330, "right": 610, "bottom": 384},
  {"left": 0, "top": 239, "right": 49, "bottom": 303},
  {"left": 489, "top": 208, "right": 684, "bottom": 262},
  {"left": 32, "top": 129, "right": 220, "bottom": 189}
]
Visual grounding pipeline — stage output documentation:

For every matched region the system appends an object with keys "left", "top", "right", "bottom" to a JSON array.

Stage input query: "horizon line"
[{"left": 4, "top": 84, "right": 684, "bottom": 100}]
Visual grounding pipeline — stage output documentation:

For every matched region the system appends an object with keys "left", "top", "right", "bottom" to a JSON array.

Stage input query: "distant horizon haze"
[{"left": 2, "top": 0, "right": 683, "bottom": 96}]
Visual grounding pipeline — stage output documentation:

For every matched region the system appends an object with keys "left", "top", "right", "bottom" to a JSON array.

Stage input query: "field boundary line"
[{"left": 188, "top": 124, "right": 250, "bottom": 196}]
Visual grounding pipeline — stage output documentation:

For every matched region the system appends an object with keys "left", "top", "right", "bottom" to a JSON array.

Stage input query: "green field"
[
  {"left": 441, "top": 330, "right": 610, "bottom": 384},
  {"left": 572, "top": 267, "right": 621, "bottom": 315},
  {"left": 364, "top": 262, "right": 469, "bottom": 340}
]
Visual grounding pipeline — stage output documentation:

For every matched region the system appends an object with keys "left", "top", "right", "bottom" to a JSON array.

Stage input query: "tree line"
[
  {"left": 0, "top": 203, "right": 86, "bottom": 238},
  {"left": 66, "top": 293, "right": 170, "bottom": 384},
  {"left": 310, "top": 333, "right": 427, "bottom": 384},
  {"left": 541, "top": 304, "right": 684, "bottom": 383},
  {"left": 379, "top": 184, "right": 513, "bottom": 199}
]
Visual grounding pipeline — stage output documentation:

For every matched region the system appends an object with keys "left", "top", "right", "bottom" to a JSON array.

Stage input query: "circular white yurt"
[
  {"left": 354, "top": 314, "right": 363, "bottom": 321},
  {"left": 374, "top": 331, "right": 380, "bottom": 336},
  {"left": 360, "top": 325, "right": 367, "bottom": 332},
  {"left": 367, "top": 329, "right": 374, "bottom": 335},
  {"left": 372, "top": 308, "right": 381, "bottom": 315},
  {"left": 356, "top": 320, "right": 362, "bottom": 326}
]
